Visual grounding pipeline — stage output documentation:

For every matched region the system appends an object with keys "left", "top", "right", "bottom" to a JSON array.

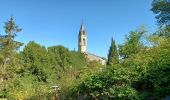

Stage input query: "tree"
[
  {"left": 21, "top": 41, "right": 48, "bottom": 82},
  {"left": 69, "top": 51, "right": 87, "bottom": 69},
  {"left": 107, "top": 37, "right": 119, "bottom": 66},
  {"left": 151, "top": 0, "right": 170, "bottom": 27},
  {"left": 16, "top": 41, "right": 53, "bottom": 99},
  {"left": 134, "top": 36, "right": 170, "bottom": 99},
  {"left": 119, "top": 30, "right": 144, "bottom": 59},
  {"left": 0, "top": 16, "right": 23, "bottom": 98},
  {"left": 151, "top": 0, "right": 170, "bottom": 37},
  {"left": 48, "top": 46, "right": 71, "bottom": 71}
]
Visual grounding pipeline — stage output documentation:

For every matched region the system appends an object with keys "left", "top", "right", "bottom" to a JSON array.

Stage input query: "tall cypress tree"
[{"left": 107, "top": 37, "right": 119, "bottom": 66}]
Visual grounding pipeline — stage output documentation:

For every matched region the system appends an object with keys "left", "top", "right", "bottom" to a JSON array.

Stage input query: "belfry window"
[
  {"left": 83, "top": 38, "right": 86, "bottom": 45},
  {"left": 83, "top": 30, "right": 85, "bottom": 35}
]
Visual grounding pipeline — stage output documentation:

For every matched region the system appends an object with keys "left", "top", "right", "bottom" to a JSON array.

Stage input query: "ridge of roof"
[{"left": 86, "top": 52, "right": 105, "bottom": 60}]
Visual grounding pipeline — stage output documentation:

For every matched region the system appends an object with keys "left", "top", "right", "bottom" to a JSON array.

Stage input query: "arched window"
[
  {"left": 83, "top": 30, "right": 85, "bottom": 35},
  {"left": 83, "top": 38, "right": 86, "bottom": 45}
]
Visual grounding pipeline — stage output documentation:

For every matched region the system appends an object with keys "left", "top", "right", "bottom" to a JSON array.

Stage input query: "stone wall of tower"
[
  {"left": 78, "top": 22, "right": 87, "bottom": 53},
  {"left": 78, "top": 34, "right": 87, "bottom": 53}
]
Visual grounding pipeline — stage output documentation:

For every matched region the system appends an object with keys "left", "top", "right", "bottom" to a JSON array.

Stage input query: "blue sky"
[{"left": 0, "top": 0, "right": 156, "bottom": 57}]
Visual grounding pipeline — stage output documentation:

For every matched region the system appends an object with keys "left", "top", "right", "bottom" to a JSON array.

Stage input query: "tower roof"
[{"left": 79, "top": 20, "right": 86, "bottom": 35}]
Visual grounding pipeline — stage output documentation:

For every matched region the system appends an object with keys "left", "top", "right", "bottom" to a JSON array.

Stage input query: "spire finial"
[
  {"left": 80, "top": 17, "right": 85, "bottom": 31},
  {"left": 82, "top": 17, "right": 84, "bottom": 24}
]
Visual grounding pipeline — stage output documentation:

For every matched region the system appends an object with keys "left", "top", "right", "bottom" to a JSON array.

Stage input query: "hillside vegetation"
[{"left": 0, "top": 0, "right": 170, "bottom": 99}]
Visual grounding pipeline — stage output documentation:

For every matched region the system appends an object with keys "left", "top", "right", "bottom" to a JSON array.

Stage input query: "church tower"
[{"left": 78, "top": 21, "right": 87, "bottom": 53}]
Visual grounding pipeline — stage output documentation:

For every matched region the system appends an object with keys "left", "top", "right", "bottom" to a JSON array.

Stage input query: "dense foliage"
[
  {"left": 68, "top": 29, "right": 170, "bottom": 100},
  {"left": 64, "top": 1, "right": 170, "bottom": 99},
  {"left": 0, "top": 1, "right": 170, "bottom": 99},
  {"left": 0, "top": 17, "right": 89, "bottom": 99}
]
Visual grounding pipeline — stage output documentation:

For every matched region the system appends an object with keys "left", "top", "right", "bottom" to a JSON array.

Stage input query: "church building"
[{"left": 78, "top": 21, "right": 106, "bottom": 65}]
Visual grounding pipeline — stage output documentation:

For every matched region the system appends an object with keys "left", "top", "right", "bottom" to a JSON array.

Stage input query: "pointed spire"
[
  {"left": 79, "top": 18, "right": 86, "bottom": 35},
  {"left": 80, "top": 19, "right": 85, "bottom": 31}
]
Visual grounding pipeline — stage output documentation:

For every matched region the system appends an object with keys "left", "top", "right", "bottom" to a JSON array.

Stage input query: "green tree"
[
  {"left": 107, "top": 37, "right": 119, "bottom": 66},
  {"left": 17, "top": 41, "right": 53, "bottom": 99},
  {"left": 119, "top": 30, "right": 144, "bottom": 59},
  {"left": 134, "top": 36, "right": 170, "bottom": 99},
  {"left": 0, "top": 16, "right": 23, "bottom": 98},
  {"left": 21, "top": 41, "right": 48, "bottom": 82},
  {"left": 151, "top": 0, "right": 170, "bottom": 26},
  {"left": 48, "top": 45, "right": 71, "bottom": 72},
  {"left": 151, "top": 0, "right": 170, "bottom": 37},
  {"left": 69, "top": 51, "right": 87, "bottom": 69}
]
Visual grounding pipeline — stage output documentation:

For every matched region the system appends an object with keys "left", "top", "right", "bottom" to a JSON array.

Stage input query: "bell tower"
[{"left": 78, "top": 20, "right": 87, "bottom": 53}]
